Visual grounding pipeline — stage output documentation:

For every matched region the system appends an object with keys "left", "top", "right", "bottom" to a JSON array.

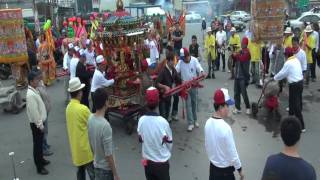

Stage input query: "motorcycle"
[{"left": 0, "top": 63, "right": 11, "bottom": 80}]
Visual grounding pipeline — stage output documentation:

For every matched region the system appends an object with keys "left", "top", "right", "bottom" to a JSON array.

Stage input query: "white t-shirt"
[
  {"left": 90, "top": 69, "right": 115, "bottom": 92},
  {"left": 216, "top": 30, "right": 227, "bottom": 46},
  {"left": 144, "top": 39, "right": 159, "bottom": 64},
  {"left": 63, "top": 52, "right": 73, "bottom": 71},
  {"left": 274, "top": 56, "right": 303, "bottom": 83},
  {"left": 84, "top": 49, "right": 96, "bottom": 66},
  {"left": 175, "top": 56, "right": 204, "bottom": 81},
  {"left": 204, "top": 117, "right": 241, "bottom": 170},
  {"left": 295, "top": 48, "right": 308, "bottom": 71},
  {"left": 137, "top": 113, "right": 172, "bottom": 162},
  {"left": 70, "top": 57, "right": 79, "bottom": 79}
]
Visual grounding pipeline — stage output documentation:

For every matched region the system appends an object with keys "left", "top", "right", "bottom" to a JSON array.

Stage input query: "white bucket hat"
[
  {"left": 68, "top": 77, "right": 85, "bottom": 92},
  {"left": 284, "top": 27, "right": 292, "bottom": 34},
  {"left": 304, "top": 25, "right": 313, "bottom": 33},
  {"left": 206, "top": 27, "right": 212, "bottom": 32}
]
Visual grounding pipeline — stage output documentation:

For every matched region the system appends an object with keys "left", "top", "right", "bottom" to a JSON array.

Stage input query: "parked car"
[
  {"left": 301, "top": 7, "right": 320, "bottom": 16},
  {"left": 220, "top": 15, "right": 246, "bottom": 32},
  {"left": 288, "top": 13, "right": 320, "bottom": 34},
  {"left": 229, "top": 11, "right": 251, "bottom": 22},
  {"left": 186, "top": 11, "right": 202, "bottom": 23},
  {"left": 231, "top": 17, "right": 246, "bottom": 32}
]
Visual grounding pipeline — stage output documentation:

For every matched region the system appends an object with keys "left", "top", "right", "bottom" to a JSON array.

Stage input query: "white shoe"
[
  {"left": 187, "top": 125, "right": 194, "bottom": 132},
  {"left": 194, "top": 122, "right": 200, "bottom": 128},
  {"left": 171, "top": 115, "right": 178, "bottom": 121},
  {"left": 286, "top": 107, "right": 289, "bottom": 112},
  {"left": 232, "top": 108, "right": 241, "bottom": 114},
  {"left": 301, "top": 129, "right": 306, "bottom": 133},
  {"left": 246, "top": 108, "right": 251, "bottom": 115}
]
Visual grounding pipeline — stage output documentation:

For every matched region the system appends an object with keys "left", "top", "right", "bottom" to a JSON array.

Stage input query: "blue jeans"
[
  {"left": 149, "top": 62, "right": 158, "bottom": 69},
  {"left": 77, "top": 162, "right": 95, "bottom": 180},
  {"left": 94, "top": 168, "right": 113, "bottom": 180},
  {"left": 43, "top": 120, "right": 49, "bottom": 151},
  {"left": 185, "top": 88, "right": 198, "bottom": 125}
]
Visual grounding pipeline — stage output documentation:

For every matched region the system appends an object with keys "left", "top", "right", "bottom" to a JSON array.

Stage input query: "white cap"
[
  {"left": 74, "top": 46, "right": 80, "bottom": 52},
  {"left": 86, "top": 39, "right": 91, "bottom": 45},
  {"left": 284, "top": 27, "right": 292, "bottom": 34},
  {"left": 206, "top": 27, "right": 212, "bottom": 32},
  {"left": 79, "top": 49, "right": 85, "bottom": 56},
  {"left": 304, "top": 25, "right": 313, "bottom": 33},
  {"left": 68, "top": 43, "right": 74, "bottom": 49},
  {"left": 230, "top": 27, "right": 236, "bottom": 32},
  {"left": 96, "top": 55, "right": 107, "bottom": 65}
]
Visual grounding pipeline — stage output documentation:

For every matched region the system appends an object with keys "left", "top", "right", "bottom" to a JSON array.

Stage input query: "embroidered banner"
[
  {"left": 0, "top": 9, "right": 28, "bottom": 63},
  {"left": 251, "top": 0, "right": 286, "bottom": 44}
]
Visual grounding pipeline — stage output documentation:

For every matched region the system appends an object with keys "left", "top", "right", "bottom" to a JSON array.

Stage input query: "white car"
[
  {"left": 301, "top": 7, "right": 320, "bottom": 16},
  {"left": 186, "top": 11, "right": 202, "bottom": 23},
  {"left": 288, "top": 13, "right": 320, "bottom": 32},
  {"left": 230, "top": 11, "right": 251, "bottom": 22}
]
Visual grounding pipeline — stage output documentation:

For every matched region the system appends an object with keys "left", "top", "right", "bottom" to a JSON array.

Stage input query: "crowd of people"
[{"left": 23, "top": 14, "right": 320, "bottom": 180}]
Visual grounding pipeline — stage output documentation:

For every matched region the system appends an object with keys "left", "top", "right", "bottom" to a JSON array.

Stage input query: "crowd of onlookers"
[{"left": 23, "top": 15, "right": 319, "bottom": 180}]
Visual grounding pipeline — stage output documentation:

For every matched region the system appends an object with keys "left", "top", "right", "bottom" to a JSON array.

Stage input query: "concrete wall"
[{"left": 0, "top": 0, "right": 33, "bottom": 9}]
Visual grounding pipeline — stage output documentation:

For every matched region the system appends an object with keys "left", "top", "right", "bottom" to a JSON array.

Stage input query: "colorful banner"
[{"left": 0, "top": 9, "right": 28, "bottom": 63}]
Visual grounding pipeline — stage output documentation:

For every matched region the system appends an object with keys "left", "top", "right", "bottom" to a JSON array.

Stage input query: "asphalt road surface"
[{"left": 0, "top": 22, "right": 319, "bottom": 180}]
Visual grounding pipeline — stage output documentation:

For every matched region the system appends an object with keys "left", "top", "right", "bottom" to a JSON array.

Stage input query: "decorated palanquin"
[
  {"left": 96, "top": 1, "right": 149, "bottom": 109},
  {"left": 0, "top": 9, "right": 29, "bottom": 87},
  {"left": 251, "top": 0, "right": 286, "bottom": 44},
  {"left": 0, "top": 9, "right": 28, "bottom": 64}
]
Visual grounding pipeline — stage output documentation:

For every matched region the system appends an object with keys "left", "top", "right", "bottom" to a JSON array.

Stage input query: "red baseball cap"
[
  {"left": 213, "top": 88, "right": 234, "bottom": 106},
  {"left": 145, "top": 87, "right": 159, "bottom": 106},
  {"left": 241, "top": 37, "right": 248, "bottom": 46},
  {"left": 180, "top": 47, "right": 189, "bottom": 57}
]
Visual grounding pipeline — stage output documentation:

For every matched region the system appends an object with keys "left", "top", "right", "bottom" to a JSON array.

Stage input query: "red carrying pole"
[{"left": 163, "top": 74, "right": 205, "bottom": 98}]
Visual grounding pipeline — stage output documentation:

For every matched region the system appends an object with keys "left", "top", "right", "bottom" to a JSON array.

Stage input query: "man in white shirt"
[
  {"left": 26, "top": 70, "right": 50, "bottom": 175},
  {"left": 69, "top": 46, "right": 80, "bottom": 79},
  {"left": 144, "top": 32, "right": 160, "bottom": 69},
  {"left": 63, "top": 43, "right": 74, "bottom": 104},
  {"left": 274, "top": 48, "right": 305, "bottom": 132},
  {"left": 90, "top": 55, "right": 115, "bottom": 112},
  {"left": 137, "top": 87, "right": 172, "bottom": 180},
  {"left": 205, "top": 88, "right": 244, "bottom": 180},
  {"left": 84, "top": 39, "right": 96, "bottom": 77},
  {"left": 176, "top": 48, "right": 205, "bottom": 131},
  {"left": 292, "top": 37, "right": 308, "bottom": 73},
  {"left": 216, "top": 25, "right": 227, "bottom": 71}
]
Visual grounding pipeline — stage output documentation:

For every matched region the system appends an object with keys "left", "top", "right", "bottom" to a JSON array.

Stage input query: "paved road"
[{"left": 0, "top": 22, "right": 320, "bottom": 180}]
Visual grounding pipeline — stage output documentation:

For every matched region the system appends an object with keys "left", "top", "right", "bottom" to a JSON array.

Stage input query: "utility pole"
[
  {"left": 75, "top": 0, "right": 78, "bottom": 14},
  {"left": 33, "top": 0, "right": 40, "bottom": 33}
]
